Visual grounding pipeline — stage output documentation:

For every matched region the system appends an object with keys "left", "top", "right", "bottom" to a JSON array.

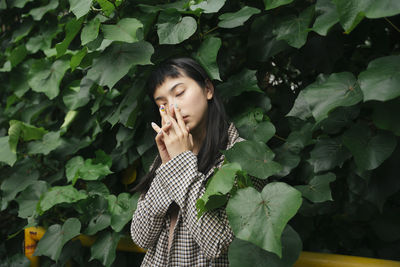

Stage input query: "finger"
[
  {"left": 159, "top": 105, "right": 170, "bottom": 127},
  {"left": 151, "top": 122, "right": 162, "bottom": 134},
  {"left": 151, "top": 121, "right": 171, "bottom": 136},
  {"left": 165, "top": 111, "right": 182, "bottom": 138},
  {"left": 189, "top": 133, "right": 194, "bottom": 147},
  {"left": 173, "top": 103, "right": 187, "bottom": 133}
]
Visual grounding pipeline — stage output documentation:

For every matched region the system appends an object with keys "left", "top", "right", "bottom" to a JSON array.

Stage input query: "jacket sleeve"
[
  {"left": 130, "top": 170, "right": 173, "bottom": 249},
  {"left": 155, "top": 150, "right": 234, "bottom": 259}
]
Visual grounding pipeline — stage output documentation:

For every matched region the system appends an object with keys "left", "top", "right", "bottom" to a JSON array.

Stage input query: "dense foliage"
[{"left": 0, "top": 0, "right": 399, "bottom": 266}]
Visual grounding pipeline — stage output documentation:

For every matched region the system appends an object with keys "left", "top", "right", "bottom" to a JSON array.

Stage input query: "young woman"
[{"left": 130, "top": 57, "right": 245, "bottom": 266}]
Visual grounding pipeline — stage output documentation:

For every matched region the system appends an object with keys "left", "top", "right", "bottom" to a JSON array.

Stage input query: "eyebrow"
[{"left": 154, "top": 82, "right": 184, "bottom": 102}]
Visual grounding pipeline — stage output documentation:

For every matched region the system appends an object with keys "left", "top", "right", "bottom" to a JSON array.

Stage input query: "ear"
[{"left": 205, "top": 79, "right": 214, "bottom": 100}]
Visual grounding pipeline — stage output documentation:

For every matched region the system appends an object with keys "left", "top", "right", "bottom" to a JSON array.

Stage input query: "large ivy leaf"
[
  {"left": 9, "top": 0, "right": 34, "bottom": 8},
  {"left": 0, "top": 160, "right": 39, "bottom": 210},
  {"left": 83, "top": 196, "right": 111, "bottom": 235},
  {"left": 69, "top": 0, "right": 92, "bottom": 19},
  {"left": 286, "top": 91, "right": 313, "bottom": 120},
  {"left": 90, "top": 231, "right": 121, "bottom": 267},
  {"left": 63, "top": 78, "right": 92, "bottom": 110},
  {"left": 27, "top": 131, "right": 63, "bottom": 155},
  {"left": 358, "top": 55, "right": 400, "bottom": 102},
  {"left": 0, "top": 136, "right": 17, "bottom": 166},
  {"left": 157, "top": 10, "right": 197, "bottom": 44},
  {"left": 218, "top": 6, "right": 261, "bottom": 28},
  {"left": 235, "top": 109, "right": 276, "bottom": 143},
  {"left": 273, "top": 145, "right": 301, "bottom": 177},
  {"left": 29, "top": 0, "right": 59, "bottom": 21},
  {"left": 302, "top": 72, "right": 363, "bottom": 123},
  {"left": 217, "top": 69, "right": 263, "bottom": 100},
  {"left": 223, "top": 140, "right": 282, "bottom": 179},
  {"left": 33, "top": 218, "right": 81, "bottom": 261},
  {"left": 26, "top": 24, "right": 60, "bottom": 53},
  {"left": 312, "top": 0, "right": 340, "bottom": 36},
  {"left": 55, "top": 17, "right": 83, "bottom": 57},
  {"left": 102, "top": 18, "right": 143, "bottom": 43},
  {"left": 15, "top": 181, "right": 48, "bottom": 218},
  {"left": 193, "top": 36, "right": 221, "bottom": 81},
  {"left": 342, "top": 123, "right": 397, "bottom": 171},
  {"left": 190, "top": 0, "right": 226, "bottom": 14},
  {"left": 66, "top": 156, "right": 112, "bottom": 185},
  {"left": 263, "top": 0, "right": 294, "bottom": 10},
  {"left": 12, "top": 19, "right": 33, "bottom": 42},
  {"left": 96, "top": 0, "right": 115, "bottom": 16},
  {"left": 228, "top": 225, "right": 302, "bottom": 267},
  {"left": 38, "top": 185, "right": 87, "bottom": 214},
  {"left": 196, "top": 163, "right": 241, "bottom": 218},
  {"left": 28, "top": 58, "right": 70, "bottom": 99},
  {"left": 9, "top": 44, "right": 27, "bottom": 68},
  {"left": 333, "top": 0, "right": 400, "bottom": 33},
  {"left": 372, "top": 99, "right": 400, "bottom": 136},
  {"left": 81, "top": 18, "right": 100, "bottom": 45},
  {"left": 295, "top": 173, "right": 336, "bottom": 203},
  {"left": 308, "top": 137, "right": 352, "bottom": 172},
  {"left": 273, "top": 5, "right": 315, "bottom": 48},
  {"left": 226, "top": 183, "right": 302, "bottom": 257},
  {"left": 86, "top": 41, "right": 153, "bottom": 88},
  {"left": 8, "top": 120, "right": 47, "bottom": 154},
  {"left": 107, "top": 192, "right": 139, "bottom": 232}
]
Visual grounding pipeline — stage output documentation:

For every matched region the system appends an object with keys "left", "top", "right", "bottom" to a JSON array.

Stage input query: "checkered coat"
[{"left": 130, "top": 123, "right": 266, "bottom": 266}]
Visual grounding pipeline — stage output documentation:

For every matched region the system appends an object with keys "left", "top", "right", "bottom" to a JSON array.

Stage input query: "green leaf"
[
  {"left": 102, "top": 18, "right": 143, "bottom": 43},
  {"left": 26, "top": 24, "right": 59, "bottom": 53},
  {"left": 286, "top": 91, "right": 313, "bottom": 120},
  {"left": 70, "top": 46, "right": 88, "bottom": 71},
  {"left": 358, "top": 55, "right": 400, "bottom": 102},
  {"left": 9, "top": 44, "right": 27, "bottom": 68},
  {"left": 302, "top": 72, "right": 363, "bottom": 123},
  {"left": 29, "top": 0, "right": 59, "bottom": 21},
  {"left": 81, "top": 18, "right": 101, "bottom": 45},
  {"left": 96, "top": 0, "right": 115, "bottom": 16},
  {"left": 0, "top": 136, "right": 17, "bottom": 166},
  {"left": 27, "top": 131, "right": 63, "bottom": 155},
  {"left": 226, "top": 183, "right": 302, "bottom": 257},
  {"left": 193, "top": 36, "right": 222, "bottom": 81},
  {"left": 157, "top": 10, "right": 197, "bottom": 45},
  {"left": 364, "top": 0, "right": 400, "bottom": 18},
  {"left": 8, "top": 120, "right": 47, "bottom": 154},
  {"left": 342, "top": 123, "right": 397, "bottom": 170},
  {"left": 15, "top": 181, "right": 48, "bottom": 218},
  {"left": 273, "top": 5, "right": 315, "bottom": 48},
  {"left": 90, "top": 231, "right": 121, "bottom": 267},
  {"left": 295, "top": 173, "right": 336, "bottom": 203},
  {"left": 312, "top": 0, "right": 340, "bottom": 36},
  {"left": 372, "top": 99, "right": 400, "bottom": 136},
  {"left": 66, "top": 156, "right": 112, "bottom": 185},
  {"left": 56, "top": 17, "right": 83, "bottom": 58},
  {"left": 38, "top": 185, "right": 87, "bottom": 214},
  {"left": 223, "top": 140, "right": 282, "bottom": 179},
  {"left": 28, "top": 58, "right": 70, "bottom": 99},
  {"left": 190, "top": 0, "right": 226, "bottom": 14},
  {"left": 217, "top": 69, "right": 263, "bottom": 100},
  {"left": 273, "top": 145, "right": 301, "bottom": 177},
  {"left": 69, "top": 0, "right": 92, "bottom": 19},
  {"left": 308, "top": 137, "right": 352, "bottom": 172},
  {"left": 196, "top": 162, "right": 241, "bottom": 217},
  {"left": 86, "top": 41, "right": 153, "bottom": 88},
  {"left": 228, "top": 225, "right": 302, "bottom": 267},
  {"left": 84, "top": 196, "right": 111, "bottom": 235},
  {"left": 218, "top": 6, "right": 261, "bottom": 28},
  {"left": 0, "top": 160, "right": 39, "bottom": 210},
  {"left": 12, "top": 20, "right": 33, "bottom": 42},
  {"left": 107, "top": 192, "right": 139, "bottom": 232},
  {"left": 236, "top": 111, "right": 276, "bottom": 143},
  {"left": 263, "top": 0, "right": 294, "bottom": 10},
  {"left": 63, "top": 78, "right": 91, "bottom": 110},
  {"left": 33, "top": 218, "right": 81, "bottom": 261}
]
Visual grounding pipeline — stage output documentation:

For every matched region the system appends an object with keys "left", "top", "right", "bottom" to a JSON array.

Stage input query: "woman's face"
[{"left": 153, "top": 74, "right": 213, "bottom": 133}]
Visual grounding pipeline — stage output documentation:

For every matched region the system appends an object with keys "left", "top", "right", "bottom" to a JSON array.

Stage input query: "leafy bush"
[{"left": 0, "top": 0, "right": 399, "bottom": 266}]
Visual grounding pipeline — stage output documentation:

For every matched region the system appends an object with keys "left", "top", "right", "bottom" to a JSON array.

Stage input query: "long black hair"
[{"left": 132, "top": 57, "right": 229, "bottom": 193}]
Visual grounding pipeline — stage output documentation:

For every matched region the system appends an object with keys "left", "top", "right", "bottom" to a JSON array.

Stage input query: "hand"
[
  {"left": 163, "top": 103, "right": 194, "bottom": 159},
  {"left": 150, "top": 105, "right": 172, "bottom": 164}
]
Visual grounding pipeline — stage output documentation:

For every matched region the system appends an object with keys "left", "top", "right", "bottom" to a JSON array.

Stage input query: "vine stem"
[
  {"left": 274, "top": 134, "right": 286, "bottom": 142},
  {"left": 204, "top": 26, "right": 219, "bottom": 36},
  {"left": 385, "top": 17, "right": 400, "bottom": 33}
]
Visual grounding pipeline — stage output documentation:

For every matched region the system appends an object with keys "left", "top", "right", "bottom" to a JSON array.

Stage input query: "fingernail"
[
  {"left": 160, "top": 105, "right": 165, "bottom": 112},
  {"left": 170, "top": 103, "right": 174, "bottom": 109},
  {"left": 151, "top": 122, "right": 157, "bottom": 128},
  {"left": 174, "top": 102, "right": 179, "bottom": 109},
  {"left": 167, "top": 121, "right": 171, "bottom": 125}
]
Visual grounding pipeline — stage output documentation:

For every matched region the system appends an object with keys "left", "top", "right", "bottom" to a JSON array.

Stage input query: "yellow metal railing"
[{"left": 25, "top": 226, "right": 400, "bottom": 267}]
